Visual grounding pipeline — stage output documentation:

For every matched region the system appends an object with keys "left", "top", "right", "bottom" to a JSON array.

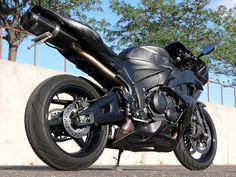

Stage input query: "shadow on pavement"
[{"left": 0, "top": 165, "right": 185, "bottom": 171}]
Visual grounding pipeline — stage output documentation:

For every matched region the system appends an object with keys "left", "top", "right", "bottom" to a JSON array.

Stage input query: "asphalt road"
[{"left": 0, "top": 165, "right": 235, "bottom": 177}]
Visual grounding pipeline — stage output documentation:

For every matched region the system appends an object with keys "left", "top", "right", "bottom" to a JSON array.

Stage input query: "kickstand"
[{"left": 113, "top": 150, "right": 123, "bottom": 171}]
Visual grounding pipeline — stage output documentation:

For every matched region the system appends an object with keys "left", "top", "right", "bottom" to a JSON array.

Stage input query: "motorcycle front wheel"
[
  {"left": 174, "top": 107, "right": 217, "bottom": 170},
  {"left": 25, "top": 75, "right": 109, "bottom": 170}
]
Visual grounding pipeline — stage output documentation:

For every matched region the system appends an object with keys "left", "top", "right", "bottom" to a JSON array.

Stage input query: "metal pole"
[
  {"left": 64, "top": 58, "right": 67, "bottom": 72},
  {"left": 234, "top": 88, "right": 236, "bottom": 108},
  {"left": 34, "top": 46, "right": 37, "bottom": 66},
  {"left": 0, "top": 27, "right": 3, "bottom": 59},
  {"left": 221, "top": 85, "right": 224, "bottom": 105},
  {"left": 207, "top": 81, "right": 210, "bottom": 102}
]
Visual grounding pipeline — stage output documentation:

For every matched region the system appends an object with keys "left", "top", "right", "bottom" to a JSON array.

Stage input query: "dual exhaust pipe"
[
  {"left": 20, "top": 8, "right": 76, "bottom": 50},
  {"left": 20, "top": 6, "right": 126, "bottom": 87}
]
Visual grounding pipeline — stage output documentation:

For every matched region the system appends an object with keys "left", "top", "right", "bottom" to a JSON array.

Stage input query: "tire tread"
[{"left": 25, "top": 75, "right": 109, "bottom": 170}]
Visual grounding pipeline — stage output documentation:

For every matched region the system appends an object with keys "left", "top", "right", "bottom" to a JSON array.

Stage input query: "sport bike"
[{"left": 21, "top": 5, "right": 217, "bottom": 171}]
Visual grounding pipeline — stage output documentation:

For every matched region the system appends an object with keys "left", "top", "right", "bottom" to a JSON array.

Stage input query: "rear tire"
[
  {"left": 174, "top": 108, "right": 217, "bottom": 170},
  {"left": 25, "top": 75, "right": 109, "bottom": 170}
]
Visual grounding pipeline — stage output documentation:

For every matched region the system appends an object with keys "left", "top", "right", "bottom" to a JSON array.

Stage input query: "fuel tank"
[{"left": 118, "top": 46, "right": 176, "bottom": 108}]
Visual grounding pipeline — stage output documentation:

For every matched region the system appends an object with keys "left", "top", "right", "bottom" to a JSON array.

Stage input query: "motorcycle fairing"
[
  {"left": 167, "top": 70, "right": 203, "bottom": 90},
  {"left": 118, "top": 46, "right": 173, "bottom": 108}
]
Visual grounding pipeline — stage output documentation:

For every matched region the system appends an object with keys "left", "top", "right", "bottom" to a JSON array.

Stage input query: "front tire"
[
  {"left": 25, "top": 75, "right": 109, "bottom": 170},
  {"left": 174, "top": 107, "right": 217, "bottom": 170}
]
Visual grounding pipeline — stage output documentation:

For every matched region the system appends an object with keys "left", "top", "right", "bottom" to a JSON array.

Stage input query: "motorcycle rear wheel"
[
  {"left": 24, "top": 75, "right": 109, "bottom": 170},
  {"left": 174, "top": 107, "right": 217, "bottom": 170}
]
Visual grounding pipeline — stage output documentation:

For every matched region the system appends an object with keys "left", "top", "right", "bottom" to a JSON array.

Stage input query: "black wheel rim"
[
  {"left": 183, "top": 111, "right": 216, "bottom": 162},
  {"left": 45, "top": 85, "right": 104, "bottom": 157}
]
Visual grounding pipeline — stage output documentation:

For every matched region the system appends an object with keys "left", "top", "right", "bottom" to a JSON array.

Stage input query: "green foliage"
[
  {"left": 0, "top": 0, "right": 104, "bottom": 27},
  {"left": 106, "top": 0, "right": 236, "bottom": 77},
  {"left": 30, "top": 0, "right": 103, "bottom": 20}
]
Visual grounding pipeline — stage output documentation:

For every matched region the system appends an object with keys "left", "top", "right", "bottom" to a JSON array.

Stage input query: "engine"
[{"left": 149, "top": 90, "right": 180, "bottom": 122}]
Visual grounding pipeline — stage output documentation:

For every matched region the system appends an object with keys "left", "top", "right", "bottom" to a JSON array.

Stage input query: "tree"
[
  {"left": 209, "top": 5, "right": 236, "bottom": 77},
  {"left": 0, "top": 0, "right": 105, "bottom": 61},
  {"left": 106, "top": 0, "right": 236, "bottom": 78}
]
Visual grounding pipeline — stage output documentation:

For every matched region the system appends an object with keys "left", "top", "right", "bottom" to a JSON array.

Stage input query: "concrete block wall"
[{"left": 0, "top": 60, "right": 235, "bottom": 166}]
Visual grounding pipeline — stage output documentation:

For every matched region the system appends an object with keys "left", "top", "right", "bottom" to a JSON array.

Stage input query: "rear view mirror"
[{"left": 198, "top": 45, "right": 215, "bottom": 58}]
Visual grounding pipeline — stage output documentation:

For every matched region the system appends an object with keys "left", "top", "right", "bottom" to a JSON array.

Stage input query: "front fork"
[
  {"left": 195, "top": 102, "right": 211, "bottom": 136},
  {"left": 185, "top": 101, "right": 212, "bottom": 154},
  {"left": 195, "top": 102, "right": 206, "bottom": 125}
]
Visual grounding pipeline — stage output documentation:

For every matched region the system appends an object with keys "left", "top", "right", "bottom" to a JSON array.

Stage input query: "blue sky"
[{"left": 1, "top": 0, "right": 236, "bottom": 107}]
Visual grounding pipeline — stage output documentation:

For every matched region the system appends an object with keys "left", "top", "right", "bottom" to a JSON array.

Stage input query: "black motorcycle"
[{"left": 21, "top": 6, "right": 217, "bottom": 171}]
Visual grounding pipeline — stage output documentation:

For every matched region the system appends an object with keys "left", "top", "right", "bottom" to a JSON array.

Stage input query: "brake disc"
[
  {"left": 63, "top": 102, "right": 90, "bottom": 139},
  {"left": 189, "top": 122, "right": 212, "bottom": 154},
  {"left": 190, "top": 135, "right": 211, "bottom": 154}
]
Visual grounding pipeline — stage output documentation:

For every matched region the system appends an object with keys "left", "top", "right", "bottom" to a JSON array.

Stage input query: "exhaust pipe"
[
  {"left": 20, "top": 9, "right": 76, "bottom": 50},
  {"left": 72, "top": 45, "right": 126, "bottom": 86},
  {"left": 21, "top": 6, "right": 127, "bottom": 88},
  {"left": 21, "top": 12, "right": 54, "bottom": 35}
]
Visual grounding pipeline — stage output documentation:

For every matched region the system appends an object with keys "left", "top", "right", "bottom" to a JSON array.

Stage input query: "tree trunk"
[
  {"left": 7, "top": 30, "right": 25, "bottom": 61},
  {"left": 8, "top": 44, "right": 18, "bottom": 62}
]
